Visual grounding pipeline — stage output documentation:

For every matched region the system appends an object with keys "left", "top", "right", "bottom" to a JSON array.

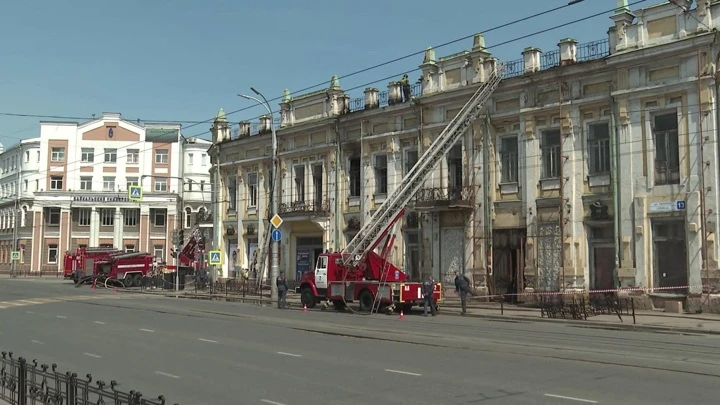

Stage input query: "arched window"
[
  {"left": 21, "top": 206, "right": 28, "bottom": 227},
  {"left": 185, "top": 207, "right": 192, "bottom": 228}
]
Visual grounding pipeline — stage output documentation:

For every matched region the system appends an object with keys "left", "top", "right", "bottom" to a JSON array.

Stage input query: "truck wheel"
[
  {"left": 123, "top": 277, "right": 133, "bottom": 288},
  {"left": 132, "top": 274, "right": 142, "bottom": 287},
  {"left": 358, "top": 289, "right": 374, "bottom": 312},
  {"left": 300, "top": 288, "right": 316, "bottom": 309},
  {"left": 331, "top": 300, "right": 345, "bottom": 311}
]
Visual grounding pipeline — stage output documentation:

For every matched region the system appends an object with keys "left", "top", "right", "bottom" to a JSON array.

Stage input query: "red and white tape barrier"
[{"left": 477, "top": 284, "right": 711, "bottom": 299}]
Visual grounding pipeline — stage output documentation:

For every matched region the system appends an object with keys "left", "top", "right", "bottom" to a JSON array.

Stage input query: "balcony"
[
  {"left": 279, "top": 200, "right": 331, "bottom": 216},
  {"left": 415, "top": 186, "right": 474, "bottom": 211}
]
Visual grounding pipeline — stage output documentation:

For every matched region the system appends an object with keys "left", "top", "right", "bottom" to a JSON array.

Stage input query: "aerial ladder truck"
[{"left": 296, "top": 68, "right": 502, "bottom": 314}]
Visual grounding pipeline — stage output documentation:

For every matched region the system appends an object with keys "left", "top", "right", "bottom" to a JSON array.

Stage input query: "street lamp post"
[{"left": 239, "top": 88, "right": 279, "bottom": 303}]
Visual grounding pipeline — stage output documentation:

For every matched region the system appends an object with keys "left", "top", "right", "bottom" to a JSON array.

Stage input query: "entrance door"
[
  {"left": 492, "top": 229, "right": 526, "bottom": 299},
  {"left": 440, "top": 228, "right": 465, "bottom": 284},
  {"left": 652, "top": 220, "right": 687, "bottom": 293},
  {"left": 592, "top": 246, "right": 615, "bottom": 291}
]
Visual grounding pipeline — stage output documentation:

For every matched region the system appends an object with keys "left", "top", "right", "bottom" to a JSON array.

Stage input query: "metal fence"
[{"left": 0, "top": 352, "right": 174, "bottom": 405}]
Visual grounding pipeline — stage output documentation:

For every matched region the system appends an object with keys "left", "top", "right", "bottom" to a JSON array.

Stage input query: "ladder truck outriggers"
[{"left": 296, "top": 68, "right": 502, "bottom": 315}]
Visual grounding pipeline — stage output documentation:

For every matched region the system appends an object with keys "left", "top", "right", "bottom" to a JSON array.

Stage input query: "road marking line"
[
  {"left": 544, "top": 394, "right": 598, "bottom": 403},
  {"left": 154, "top": 371, "right": 180, "bottom": 379},
  {"left": 25, "top": 311, "right": 34, "bottom": 314},
  {"left": 199, "top": 338, "right": 217, "bottom": 343},
  {"left": 19, "top": 300, "right": 42, "bottom": 304},
  {"left": 385, "top": 369, "right": 422, "bottom": 376},
  {"left": 83, "top": 353, "right": 102, "bottom": 358},
  {"left": 140, "top": 329, "right": 155, "bottom": 333},
  {"left": 261, "top": 400, "right": 286, "bottom": 405},
  {"left": 31, "top": 340, "right": 44, "bottom": 345},
  {"left": 56, "top": 315, "right": 67, "bottom": 319},
  {"left": 94, "top": 321, "right": 105, "bottom": 325},
  {"left": 276, "top": 352, "right": 302, "bottom": 358}
]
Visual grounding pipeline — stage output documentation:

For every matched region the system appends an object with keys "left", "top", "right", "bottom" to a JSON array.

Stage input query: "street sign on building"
[
  {"left": 271, "top": 229, "right": 282, "bottom": 242},
  {"left": 649, "top": 200, "right": 686, "bottom": 213},
  {"left": 128, "top": 185, "right": 143, "bottom": 202},
  {"left": 208, "top": 250, "right": 222, "bottom": 265}
]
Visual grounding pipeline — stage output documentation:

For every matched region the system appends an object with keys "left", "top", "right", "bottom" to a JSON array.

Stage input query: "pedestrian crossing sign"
[
  {"left": 209, "top": 250, "right": 222, "bottom": 265},
  {"left": 11, "top": 251, "right": 20, "bottom": 261},
  {"left": 128, "top": 185, "right": 143, "bottom": 202}
]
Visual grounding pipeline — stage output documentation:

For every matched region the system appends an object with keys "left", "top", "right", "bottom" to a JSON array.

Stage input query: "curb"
[{"left": 113, "top": 288, "right": 720, "bottom": 336}]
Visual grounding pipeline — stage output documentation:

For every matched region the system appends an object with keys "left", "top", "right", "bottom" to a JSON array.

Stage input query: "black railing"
[
  {"left": 415, "top": 186, "right": 474, "bottom": 208},
  {"left": 577, "top": 39, "right": 609, "bottom": 62},
  {"left": 538, "top": 293, "right": 630, "bottom": 321},
  {"left": 278, "top": 200, "right": 331, "bottom": 215},
  {"left": 348, "top": 82, "right": 423, "bottom": 113},
  {"left": 0, "top": 352, "right": 173, "bottom": 405}
]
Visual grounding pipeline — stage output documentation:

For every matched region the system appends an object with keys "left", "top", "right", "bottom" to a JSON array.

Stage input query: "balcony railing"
[
  {"left": 279, "top": 200, "right": 331, "bottom": 215},
  {"left": 348, "top": 83, "right": 422, "bottom": 113},
  {"left": 415, "top": 186, "right": 474, "bottom": 210}
]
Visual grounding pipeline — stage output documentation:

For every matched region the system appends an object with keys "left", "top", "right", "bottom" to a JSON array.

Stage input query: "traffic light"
[
  {"left": 197, "top": 237, "right": 205, "bottom": 251},
  {"left": 178, "top": 229, "right": 184, "bottom": 245}
]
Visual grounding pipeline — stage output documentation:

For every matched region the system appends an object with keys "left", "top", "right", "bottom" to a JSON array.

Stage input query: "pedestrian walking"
[
  {"left": 422, "top": 275, "right": 437, "bottom": 317},
  {"left": 277, "top": 271, "right": 288, "bottom": 309},
  {"left": 454, "top": 271, "right": 477, "bottom": 315}
]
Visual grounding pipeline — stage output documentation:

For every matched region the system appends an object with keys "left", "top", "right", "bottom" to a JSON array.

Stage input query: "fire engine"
[
  {"left": 296, "top": 68, "right": 502, "bottom": 314},
  {"left": 62, "top": 247, "right": 124, "bottom": 280},
  {"left": 92, "top": 252, "right": 157, "bottom": 287}
]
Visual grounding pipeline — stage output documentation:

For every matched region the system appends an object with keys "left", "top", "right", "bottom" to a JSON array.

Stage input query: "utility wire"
[
  {"left": 0, "top": 0, "right": 647, "bottom": 182},
  {"left": 184, "top": 0, "right": 649, "bottom": 138},
  {"left": 0, "top": 0, "right": 629, "bottom": 143}
]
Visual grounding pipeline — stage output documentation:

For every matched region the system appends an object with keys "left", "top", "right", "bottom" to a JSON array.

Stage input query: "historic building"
[
  {"left": 211, "top": 0, "right": 720, "bottom": 309},
  {"left": 0, "top": 112, "right": 213, "bottom": 273}
]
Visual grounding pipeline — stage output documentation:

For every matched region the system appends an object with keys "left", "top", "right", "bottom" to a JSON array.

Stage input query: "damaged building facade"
[{"left": 211, "top": 0, "right": 720, "bottom": 309}]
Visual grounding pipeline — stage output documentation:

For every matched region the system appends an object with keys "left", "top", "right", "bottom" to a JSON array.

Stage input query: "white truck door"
[{"left": 315, "top": 256, "right": 328, "bottom": 289}]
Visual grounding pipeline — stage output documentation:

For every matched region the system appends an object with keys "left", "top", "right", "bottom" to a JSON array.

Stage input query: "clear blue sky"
[{"left": 0, "top": 0, "right": 632, "bottom": 147}]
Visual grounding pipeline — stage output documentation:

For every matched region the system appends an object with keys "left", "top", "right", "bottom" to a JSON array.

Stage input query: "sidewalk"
[{"left": 114, "top": 288, "right": 720, "bottom": 335}]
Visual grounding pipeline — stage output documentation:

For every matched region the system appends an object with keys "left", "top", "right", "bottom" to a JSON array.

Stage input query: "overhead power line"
[{"left": 1, "top": 0, "right": 647, "bottom": 181}]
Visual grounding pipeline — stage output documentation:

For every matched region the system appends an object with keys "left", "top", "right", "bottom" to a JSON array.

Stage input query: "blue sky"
[{"left": 0, "top": 0, "right": 638, "bottom": 147}]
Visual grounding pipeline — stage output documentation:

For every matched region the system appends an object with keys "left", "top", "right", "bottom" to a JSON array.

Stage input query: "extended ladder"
[
  {"left": 370, "top": 220, "right": 401, "bottom": 314},
  {"left": 341, "top": 69, "right": 502, "bottom": 267}
]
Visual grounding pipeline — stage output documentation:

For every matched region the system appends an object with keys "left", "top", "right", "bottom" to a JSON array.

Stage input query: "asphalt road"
[{"left": 2, "top": 278, "right": 719, "bottom": 405}]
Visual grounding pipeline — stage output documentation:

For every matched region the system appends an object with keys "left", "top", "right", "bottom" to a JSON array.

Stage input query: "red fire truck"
[
  {"left": 295, "top": 68, "right": 501, "bottom": 314},
  {"left": 63, "top": 247, "right": 124, "bottom": 279},
  {"left": 93, "top": 252, "right": 156, "bottom": 287}
]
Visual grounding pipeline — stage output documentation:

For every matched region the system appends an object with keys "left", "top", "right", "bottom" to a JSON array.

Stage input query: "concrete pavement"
[
  {"left": 2, "top": 278, "right": 720, "bottom": 404},
  {"left": 109, "top": 282, "right": 720, "bottom": 335}
]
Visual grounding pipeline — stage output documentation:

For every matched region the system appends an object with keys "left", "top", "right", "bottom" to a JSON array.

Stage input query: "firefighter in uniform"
[
  {"left": 276, "top": 271, "right": 288, "bottom": 309},
  {"left": 454, "top": 271, "right": 477, "bottom": 315},
  {"left": 423, "top": 275, "right": 437, "bottom": 317}
]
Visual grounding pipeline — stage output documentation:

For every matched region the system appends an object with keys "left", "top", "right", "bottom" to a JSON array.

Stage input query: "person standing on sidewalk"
[
  {"left": 454, "top": 271, "right": 477, "bottom": 315},
  {"left": 422, "top": 275, "right": 437, "bottom": 317},
  {"left": 276, "top": 271, "right": 288, "bottom": 309}
]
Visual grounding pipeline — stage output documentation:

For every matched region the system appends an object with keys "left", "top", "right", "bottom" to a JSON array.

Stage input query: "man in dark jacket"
[
  {"left": 276, "top": 271, "right": 288, "bottom": 309},
  {"left": 422, "top": 275, "right": 437, "bottom": 317},
  {"left": 454, "top": 271, "right": 477, "bottom": 315}
]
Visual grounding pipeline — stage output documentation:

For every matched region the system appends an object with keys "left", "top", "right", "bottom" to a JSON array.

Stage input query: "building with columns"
[
  {"left": 210, "top": 0, "right": 720, "bottom": 310},
  {"left": 0, "top": 112, "right": 213, "bottom": 273}
]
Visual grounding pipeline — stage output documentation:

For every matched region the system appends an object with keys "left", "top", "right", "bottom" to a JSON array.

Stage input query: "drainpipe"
[
  {"left": 483, "top": 113, "right": 492, "bottom": 292},
  {"left": 610, "top": 95, "right": 621, "bottom": 288},
  {"left": 334, "top": 118, "right": 341, "bottom": 251},
  {"left": 410, "top": 98, "right": 424, "bottom": 281}
]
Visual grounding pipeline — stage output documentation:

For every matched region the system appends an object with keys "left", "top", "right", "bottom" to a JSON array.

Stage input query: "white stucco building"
[
  {"left": 210, "top": 0, "right": 720, "bottom": 311},
  {"left": 0, "top": 112, "right": 213, "bottom": 273}
]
